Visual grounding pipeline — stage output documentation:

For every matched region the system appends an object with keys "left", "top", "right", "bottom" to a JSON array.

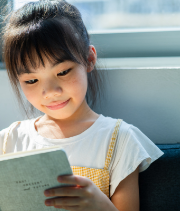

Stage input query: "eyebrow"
[
  {"left": 21, "top": 61, "right": 66, "bottom": 74},
  {"left": 51, "top": 61, "right": 65, "bottom": 68}
]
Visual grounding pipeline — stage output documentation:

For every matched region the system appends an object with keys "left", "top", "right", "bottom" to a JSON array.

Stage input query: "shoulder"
[
  {"left": 99, "top": 115, "right": 133, "bottom": 142},
  {"left": 0, "top": 118, "right": 40, "bottom": 154},
  {"left": 116, "top": 120, "right": 164, "bottom": 165},
  {"left": 96, "top": 115, "right": 134, "bottom": 152},
  {"left": 0, "top": 121, "right": 20, "bottom": 141},
  {"left": 118, "top": 121, "right": 160, "bottom": 155},
  {"left": 118, "top": 120, "right": 133, "bottom": 139},
  {"left": 108, "top": 119, "right": 164, "bottom": 197},
  {"left": 99, "top": 116, "right": 164, "bottom": 165},
  {"left": 0, "top": 118, "right": 37, "bottom": 143},
  {"left": 98, "top": 115, "right": 131, "bottom": 133},
  {"left": 107, "top": 118, "right": 164, "bottom": 170}
]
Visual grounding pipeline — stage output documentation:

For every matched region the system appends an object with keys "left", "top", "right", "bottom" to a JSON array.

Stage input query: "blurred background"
[
  {"left": 14, "top": 0, "right": 180, "bottom": 30},
  {"left": 0, "top": 0, "right": 180, "bottom": 144}
]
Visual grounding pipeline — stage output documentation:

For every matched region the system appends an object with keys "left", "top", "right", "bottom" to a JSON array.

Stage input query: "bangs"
[
  {"left": 8, "top": 16, "right": 88, "bottom": 77},
  {"left": 2, "top": 0, "right": 105, "bottom": 116}
]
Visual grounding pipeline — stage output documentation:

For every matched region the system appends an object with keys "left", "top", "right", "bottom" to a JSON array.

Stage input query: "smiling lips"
[{"left": 46, "top": 99, "right": 70, "bottom": 110}]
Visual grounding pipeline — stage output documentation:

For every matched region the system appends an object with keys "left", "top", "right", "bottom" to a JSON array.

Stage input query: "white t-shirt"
[{"left": 0, "top": 114, "right": 164, "bottom": 197}]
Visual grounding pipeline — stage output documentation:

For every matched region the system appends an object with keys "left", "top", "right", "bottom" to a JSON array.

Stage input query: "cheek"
[
  {"left": 20, "top": 85, "right": 39, "bottom": 104},
  {"left": 69, "top": 72, "right": 88, "bottom": 97}
]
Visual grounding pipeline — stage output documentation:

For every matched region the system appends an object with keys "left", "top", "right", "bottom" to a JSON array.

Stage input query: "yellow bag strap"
[
  {"left": 3, "top": 121, "right": 21, "bottom": 154},
  {"left": 104, "top": 119, "right": 123, "bottom": 170}
]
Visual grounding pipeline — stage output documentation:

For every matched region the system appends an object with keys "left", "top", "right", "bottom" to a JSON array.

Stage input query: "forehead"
[
  {"left": 18, "top": 54, "right": 75, "bottom": 74},
  {"left": 15, "top": 41, "right": 82, "bottom": 76}
]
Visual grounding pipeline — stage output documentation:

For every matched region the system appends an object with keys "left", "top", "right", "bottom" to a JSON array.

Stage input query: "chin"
[{"left": 46, "top": 109, "right": 77, "bottom": 120}]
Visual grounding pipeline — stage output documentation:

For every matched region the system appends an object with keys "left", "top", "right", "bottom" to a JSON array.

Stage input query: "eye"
[
  {"left": 57, "top": 68, "right": 72, "bottom": 76},
  {"left": 25, "top": 79, "right": 38, "bottom": 84}
]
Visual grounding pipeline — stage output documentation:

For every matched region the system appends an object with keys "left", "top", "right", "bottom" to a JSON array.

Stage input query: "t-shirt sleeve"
[
  {"left": 0, "top": 128, "right": 8, "bottom": 155},
  {"left": 109, "top": 122, "right": 164, "bottom": 197},
  {"left": 0, "top": 122, "right": 22, "bottom": 154}
]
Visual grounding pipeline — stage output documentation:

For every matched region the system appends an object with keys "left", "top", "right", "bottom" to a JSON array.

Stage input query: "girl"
[{"left": 0, "top": 0, "right": 164, "bottom": 210}]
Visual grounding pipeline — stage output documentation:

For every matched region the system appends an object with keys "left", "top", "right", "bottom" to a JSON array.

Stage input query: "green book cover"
[{"left": 0, "top": 147, "right": 73, "bottom": 211}]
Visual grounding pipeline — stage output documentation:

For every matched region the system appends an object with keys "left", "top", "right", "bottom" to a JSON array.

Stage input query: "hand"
[{"left": 44, "top": 175, "right": 117, "bottom": 211}]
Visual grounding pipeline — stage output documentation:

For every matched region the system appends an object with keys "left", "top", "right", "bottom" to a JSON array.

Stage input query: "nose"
[{"left": 42, "top": 82, "right": 63, "bottom": 99}]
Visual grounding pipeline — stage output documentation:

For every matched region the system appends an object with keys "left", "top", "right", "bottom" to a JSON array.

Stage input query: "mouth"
[{"left": 46, "top": 99, "right": 70, "bottom": 110}]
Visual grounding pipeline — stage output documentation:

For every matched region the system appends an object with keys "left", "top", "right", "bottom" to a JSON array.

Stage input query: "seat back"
[{"left": 139, "top": 144, "right": 180, "bottom": 211}]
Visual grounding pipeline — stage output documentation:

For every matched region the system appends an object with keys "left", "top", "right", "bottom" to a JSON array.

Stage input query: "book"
[{"left": 0, "top": 146, "right": 73, "bottom": 211}]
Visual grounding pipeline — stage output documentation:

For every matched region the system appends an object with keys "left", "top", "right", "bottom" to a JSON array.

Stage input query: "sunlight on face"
[{"left": 18, "top": 57, "right": 89, "bottom": 121}]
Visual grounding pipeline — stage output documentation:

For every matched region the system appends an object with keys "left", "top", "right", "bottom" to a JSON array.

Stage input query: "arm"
[{"left": 111, "top": 165, "right": 140, "bottom": 211}]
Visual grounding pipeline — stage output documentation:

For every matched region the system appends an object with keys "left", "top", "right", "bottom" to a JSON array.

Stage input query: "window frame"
[
  {"left": 89, "top": 28, "right": 180, "bottom": 58},
  {"left": 1, "top": 0, "right": 180, "bottom": 68}
]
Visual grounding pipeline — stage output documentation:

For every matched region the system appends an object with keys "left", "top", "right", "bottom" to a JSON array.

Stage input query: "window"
[
  {"left": 11, "top": 0, "right": 180, "bottom": 58},
  {"left": 68, "top": 0, "right": 180, "bottom": 30},
  {"left": 14, "top": 0, "right": 180, "bottom": 30}
]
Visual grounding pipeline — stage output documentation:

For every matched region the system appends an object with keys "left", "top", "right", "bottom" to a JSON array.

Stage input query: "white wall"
[{"left": 1, "top": 57, "right": 180, "bottom": 144}]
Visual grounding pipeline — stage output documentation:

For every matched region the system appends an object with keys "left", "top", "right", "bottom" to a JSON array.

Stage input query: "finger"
[
  {"left": 44, "top": 186, "right": 84, "bottom": 197},
  {"left": 54, "top": 205, "right": 62, "bottom": 209},
  {"left": 45, "top": 196, "right": 82, "bottom": 207},
  {"left": 57, "top": 175, "right": 92, "bottom": 187},
  {"left": 54, "top": 205, "right": 79, "bottom": 211}
]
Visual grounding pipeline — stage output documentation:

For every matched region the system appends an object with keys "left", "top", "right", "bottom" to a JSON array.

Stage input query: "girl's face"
[{"left": 18, "top": 57, "right": 92, "bottom": 121}]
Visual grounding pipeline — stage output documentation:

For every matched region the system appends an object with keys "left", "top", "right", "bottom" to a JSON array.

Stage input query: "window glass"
[
  {"left": 14, "top": 0, "right": 38, "bottom": 11},
  {"left": 14, "top": 0, "right": 180, "bottom": 31}
]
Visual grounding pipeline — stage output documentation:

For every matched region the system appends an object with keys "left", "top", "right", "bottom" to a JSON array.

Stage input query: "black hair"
[{"left": 1, "top": 0, "right": 106, "bottom": 118}]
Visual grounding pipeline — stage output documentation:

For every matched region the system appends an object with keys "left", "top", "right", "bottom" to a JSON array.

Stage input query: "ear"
[{"left": 87, "top": 45, "right": 97, "bottom": 73}]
